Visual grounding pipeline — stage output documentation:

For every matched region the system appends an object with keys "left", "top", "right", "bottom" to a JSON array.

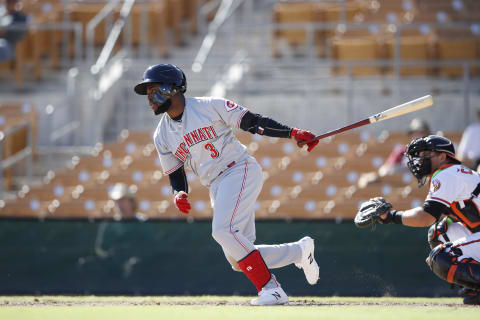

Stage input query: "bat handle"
[
  {"left": 297, "top": 140, "right": 311, "bottom": 147},
  {"left": 296, "top": 118, "right": 371, "bottom": 148},
  {"left": 297, "top": 136, "right": 320, "bottom": 148}
]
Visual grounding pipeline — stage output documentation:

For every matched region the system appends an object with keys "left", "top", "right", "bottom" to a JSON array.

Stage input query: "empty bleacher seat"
[
  {"left": 332, "top": 36, "right": 382, "bottom": 76},
  {"left": 129, "top": 2, "right": 168, "bottom": 56},
  {"left": 0, "top": 197, "right": 49, "bottom": 218},
  {"left": 271, "top": 1, "right": 324, "bottom": 57},
  {"left": 51, "top": 198, "right": 108, "bottom": 219},
  {"left": 19, "top": 183, "right": 72, "bottom": 202},
  {"left": 435, "top": 29, "right": 478, "bottom": 77},
  {"left": 384, "top": 35, "right": 433, "bottom": 76}
]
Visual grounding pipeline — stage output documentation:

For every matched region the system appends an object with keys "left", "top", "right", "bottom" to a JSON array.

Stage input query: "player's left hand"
[
  {"left": 291, "top": 128, "right": 319, "bottom": 152},
  {"left": 354, "top": 197, "right": 393, "bottom": 228},
  {"left": 174, "top": 191, "right": 191, "bottom": 214}
]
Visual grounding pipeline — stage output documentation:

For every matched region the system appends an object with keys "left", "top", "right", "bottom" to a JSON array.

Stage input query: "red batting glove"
[
  {"left": 174, "top": 191, "right": 191, "bottom": 214},
  {"left": 291, "top": 128, "right": 319, "bottom": 152}
]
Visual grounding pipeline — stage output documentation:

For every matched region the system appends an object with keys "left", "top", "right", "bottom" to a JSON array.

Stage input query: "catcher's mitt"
[{"left": 354, "top": 197, "right": 392, "bottom": 228}]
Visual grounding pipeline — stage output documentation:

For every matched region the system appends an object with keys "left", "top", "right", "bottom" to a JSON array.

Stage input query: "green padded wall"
[{"left": 0, "top": 219, "right": 451, "bottom": 296}]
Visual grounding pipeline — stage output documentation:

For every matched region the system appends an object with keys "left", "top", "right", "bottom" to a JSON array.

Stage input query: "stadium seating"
[
  {"left": 51, "top": 198, "right": 109, "bottom": 219},
  {"left": 0, "top": 0, "right": 474, "bottom": 222},
  {"left": 19, "top": 183, "right": 74, "bottom": 202},
  {"left": 434, "top": 28, "right": 478, "bottom": 77},
  {"left": 0, "top": 103, "right": 37, "bottom": 190},
  {"left": 384, "top": 35, "right": 433, "bottom": 76},
  {"left": 0, "top": 0, "right": 204, "bottom": 86},
  {"left": 0, "top": 197, "right": 50, "bottom": 218},
  {"left": 332, "top": 36, "right": 382, "bottom": 76},
  {"left": 0, "top": 128, "right": 465, "bottom": 220},
  {"left": 271, "top": 0, "right": 480, "bottom": 78}
]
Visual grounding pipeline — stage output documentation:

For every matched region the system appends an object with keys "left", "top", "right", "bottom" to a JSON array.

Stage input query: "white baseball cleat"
[
  {"left": 250, "top": 274, "right": 289, "bottom": 306},
  {"left": 295, "top": 236, "right": 320, "bottom": 285},
  {"left": 250, "top": 286, "right": 289, "bottom": 306}
]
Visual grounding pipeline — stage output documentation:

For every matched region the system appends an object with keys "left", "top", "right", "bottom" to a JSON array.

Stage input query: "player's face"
[
  {"left": 146, "top": 83, "right": 174, "bottom": 115},
  {"left": 419, "top": 151, "right": 434, "bottom": 158},
  {"left": 419, "top": 151, "right": 444, "bottom": 170},
  {"left": 146, "top": 84, "right": 165, "bottom": 110}
]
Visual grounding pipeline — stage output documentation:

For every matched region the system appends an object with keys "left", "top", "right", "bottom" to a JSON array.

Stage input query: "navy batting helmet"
[{"left": 134, "top": 64, "right": 186, "bottom": 96}]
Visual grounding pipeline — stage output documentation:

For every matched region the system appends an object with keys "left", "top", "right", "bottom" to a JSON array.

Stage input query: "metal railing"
[
  {"left": 90, "top": 0, "right": 136, "bottom": 75},
  {"left": 86, "top": 0, "right": 122, "bottom": 64},
  {"left": 191, "top": 0, "right": 246, "bottom": 73},
  {"left": 0, "top": 120, "right": 33, "bottom": 197}
]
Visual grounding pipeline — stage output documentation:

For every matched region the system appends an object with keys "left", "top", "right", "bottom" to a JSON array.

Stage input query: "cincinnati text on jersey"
[
  {"left": 174, "top": 142, "right": 190, "bottom": 162},
  {"left": 183, "top": 126, "right": 217, "bottom": 147},
  {"left": 174, "top": 126, "right": 218, "bottom": 162}
]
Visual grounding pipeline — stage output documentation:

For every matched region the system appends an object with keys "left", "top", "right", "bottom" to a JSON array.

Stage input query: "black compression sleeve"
[
  {"left": 391, "top": 210, "right": 403, "bottom": 224},
  {"left": 239, "top": 111, "right": 292, "bottom": 138},
  {"left": 423, "top": 200, "right": 450, "bottom": 221},
  {"left": 168, "top": 166, "right": 188, "bottom": 194}
]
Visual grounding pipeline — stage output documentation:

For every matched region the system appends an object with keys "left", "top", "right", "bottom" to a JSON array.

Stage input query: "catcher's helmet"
[
  {"left": 406, "top": 135, "right": 460, "bottom": 186},
  {"left": 134, "top": 64, "right": 186, "bottom": 96},
  {"left": 406, "top": 135, "right": 458, "bottom": 159}
]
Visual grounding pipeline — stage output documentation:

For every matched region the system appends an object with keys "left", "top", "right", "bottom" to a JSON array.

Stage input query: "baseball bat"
[{"left": 298, "top": 95, "right": 434, "bottom": 147}]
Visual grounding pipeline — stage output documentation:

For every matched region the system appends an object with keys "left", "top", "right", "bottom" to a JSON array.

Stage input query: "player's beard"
[
  {"left": 154, "top": 99, "right": 171, "bottom": 115},
  {"left": 407, "top": 156, "right": 432, "bottom": 187}
]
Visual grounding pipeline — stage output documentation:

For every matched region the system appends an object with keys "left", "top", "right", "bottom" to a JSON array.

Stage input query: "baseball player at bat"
[
  {"left": 354, "top": 135, "right": 480, "bottom": 305},
  {"left": 134, "top": 64, "right": 320, "bottom": 305}
]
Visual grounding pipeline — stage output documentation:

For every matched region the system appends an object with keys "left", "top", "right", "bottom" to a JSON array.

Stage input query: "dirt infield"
[{"left": 0, "top": 296, "right": 475, "bottom": 308}]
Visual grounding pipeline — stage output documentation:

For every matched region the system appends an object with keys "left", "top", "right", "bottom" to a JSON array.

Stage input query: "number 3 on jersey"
[{"left": 205, "top": 143, "right": 219, "bottom": 158}]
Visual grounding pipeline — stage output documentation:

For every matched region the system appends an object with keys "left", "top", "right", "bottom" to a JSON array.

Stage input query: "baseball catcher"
[{"left": 354, "top": 135, "right": 480, "bottom": 305}]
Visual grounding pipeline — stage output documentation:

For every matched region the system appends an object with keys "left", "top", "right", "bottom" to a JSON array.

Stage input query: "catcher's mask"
[
  {"left": 134, "top": 64, "right": 186, "bottom": 115},
  {"left": 406, "top": 135, "right": 460, "bottom": 187}
]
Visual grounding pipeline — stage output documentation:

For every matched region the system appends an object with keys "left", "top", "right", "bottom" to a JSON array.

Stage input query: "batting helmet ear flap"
[{"left": 179, "top": 71, "right": 187, "bottom": 94}]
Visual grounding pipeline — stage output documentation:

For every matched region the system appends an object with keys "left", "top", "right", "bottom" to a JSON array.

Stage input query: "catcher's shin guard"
[{"left": 427, "top": 244, "right": 480, "bottom": 291}]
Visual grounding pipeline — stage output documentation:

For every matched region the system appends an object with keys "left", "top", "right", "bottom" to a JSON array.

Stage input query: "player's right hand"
[
  {"left": 174, "top": 191, "right": 191, "bottom": 214},
  {"left": 291, "top": 128, "right": 319, "bottom": 152}
]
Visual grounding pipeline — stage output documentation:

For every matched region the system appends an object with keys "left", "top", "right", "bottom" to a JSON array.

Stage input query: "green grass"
[{"left": 0, "top": 296, "right": 477, "bottom": 320}]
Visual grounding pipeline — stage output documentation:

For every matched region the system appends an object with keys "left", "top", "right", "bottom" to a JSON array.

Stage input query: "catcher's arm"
[{"left": 393, "top": 207, "right": 436, "bottom": 227}]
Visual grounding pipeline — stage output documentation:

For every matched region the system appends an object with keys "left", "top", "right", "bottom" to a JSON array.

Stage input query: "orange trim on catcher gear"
[
  {"left": 450, "top": 202, "right": 480, "bottom": 230},
  {"left": 447, "top": 264, "right": 458, "bottom": 283}
]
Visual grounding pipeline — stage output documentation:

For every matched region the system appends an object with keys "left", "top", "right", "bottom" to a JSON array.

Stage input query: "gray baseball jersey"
[
  {"left": 153, "top": 96, "right": 304, "bottom": 267},
  {"left": 153, "top": 97, "right": 249, "bottom": 187}
]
